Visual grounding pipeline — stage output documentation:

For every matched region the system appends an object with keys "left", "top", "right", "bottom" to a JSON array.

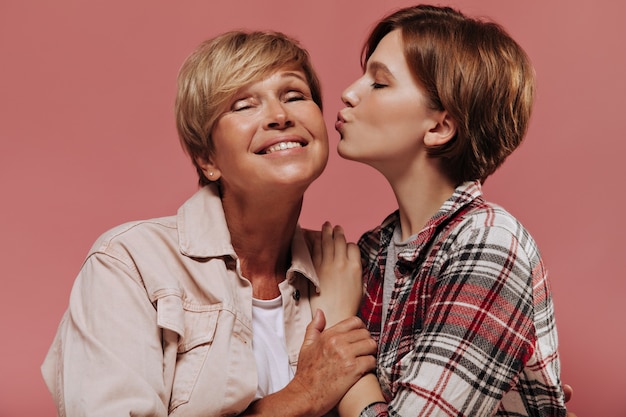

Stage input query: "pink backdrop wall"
[{"left": 1, "top": 0, "right": 624, "bottom": 415}]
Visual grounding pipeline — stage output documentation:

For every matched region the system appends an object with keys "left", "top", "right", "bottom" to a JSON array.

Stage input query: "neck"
[
  {"left": 383, "top": 158, "right": 455, "bottom": 241},
  {"left": 221, "top": 188, "right": 303, "bottom": 299}
]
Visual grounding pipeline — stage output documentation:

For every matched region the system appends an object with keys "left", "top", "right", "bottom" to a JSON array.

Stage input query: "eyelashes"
[{"left": 231, "top": 91, "right": 308, "bottom": 112}]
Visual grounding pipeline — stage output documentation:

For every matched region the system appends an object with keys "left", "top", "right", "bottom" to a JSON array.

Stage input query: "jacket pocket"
[{"left": 157, "top": 294, "right": 221, "bottom": 412}]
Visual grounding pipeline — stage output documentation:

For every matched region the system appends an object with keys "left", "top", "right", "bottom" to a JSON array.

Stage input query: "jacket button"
[{"left": 292, "top": 289, "right": 300, "bottom": 301}]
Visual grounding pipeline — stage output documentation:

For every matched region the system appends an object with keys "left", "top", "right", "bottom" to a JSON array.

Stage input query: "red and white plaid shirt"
[{"left": 358, "top": 181, "right": 566, "bottom": 417}]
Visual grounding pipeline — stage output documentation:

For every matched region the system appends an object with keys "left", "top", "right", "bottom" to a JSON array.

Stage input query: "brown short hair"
[
  {"left": 175, "top": 31, "right": 323, "bottom": 186},
  {"left": 363, "top": 5, "right": 535, "bottom": 184}
]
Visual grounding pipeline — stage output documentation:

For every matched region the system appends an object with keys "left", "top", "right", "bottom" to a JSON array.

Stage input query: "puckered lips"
[{"left": 335, "top": 111, "right": 347, "bottom": 135}]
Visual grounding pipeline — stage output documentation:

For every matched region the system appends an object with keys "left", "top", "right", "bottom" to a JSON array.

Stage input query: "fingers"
[
  {"left": 354, "top": 352, "right": 377, "bottom": 374},
  {"left": 563, "top": 383, "right": 576, "bottom": 417},
  {"left": 330, "top": 223, "right": 348, "bottom": 258},
  {"left": 321, "top": 222, "right": 337, "bottom": 260},
  {"left": 311, "top": 309, "right": 326, "bottom": 331},
  {"left": 318, "top": 331, "right": 377, "bottom": 378},
  {"left": 328, "top": 326, "right": 373, "bottom": 347},
  {"left": 329, "top": 315, "right": 367, "bottom": 332},
  {"left": 309, "top": 221, "right": 362, "bottom": 325},
  {"left": 563, "top": 383, "right": 573, "bottom": 402},
  {"left": 324, "top": 317, "right": 377, "bottom": 357},
  {"left": 347, "top": 241, "right": 360, "bottom": 261},
  {"left": 346, "top": 333, "right": 378, "bottom": 358},
  {"left": 319, "top": 221, "right": 349, "bottom": 262},
  {"left": 311, "top": 222, "right": 356, "bottom": 272},
  {"left": 329, "top": 332, "right": 377, "bottom": 375}
]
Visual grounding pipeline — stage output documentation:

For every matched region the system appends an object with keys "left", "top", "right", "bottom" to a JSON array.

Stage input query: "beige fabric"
[{"left": 42, "top": 184, "right": 319, "bottom": 417}]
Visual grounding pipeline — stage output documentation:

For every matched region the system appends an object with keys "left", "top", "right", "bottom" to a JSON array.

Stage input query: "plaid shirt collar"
[{"left": 375, "top": 180, "right": 484, "bottom": 263}]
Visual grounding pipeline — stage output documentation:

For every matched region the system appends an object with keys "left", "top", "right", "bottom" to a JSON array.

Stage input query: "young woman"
[{"left": 315, "top": 5, "right": 568, "bottom": 416}]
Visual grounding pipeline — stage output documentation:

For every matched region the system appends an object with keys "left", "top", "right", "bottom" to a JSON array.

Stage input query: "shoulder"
[
  {"left": 88, "top": 215, "right": 178, "bottom": 259},
  {"left": 75, "top": 214, "right": 190, "bottom": 298},
  {"left": 450, "top": 201, "right": 542, "bottom": 266},
  {"left": 458, "top": 201, "right": 530, "bottom": 239}
]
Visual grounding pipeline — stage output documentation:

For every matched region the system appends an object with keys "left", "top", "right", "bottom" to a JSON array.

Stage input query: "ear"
[
  {"left": 424, "top": 111, "right": 457, "bottom": 147},
  {"left": 195, "top": 154, "right": 222, "bottom": 182}
]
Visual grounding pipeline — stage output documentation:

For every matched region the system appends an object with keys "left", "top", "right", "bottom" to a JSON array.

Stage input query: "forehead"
[
  {"left": 369, "top": 30, "right": 404, "bottom": 63},
  {"left": 366, "top": 30, "right": 410, "bottom": 78},
  {"left": 241, "top": 67, "right": 309, "bottom": 91}
]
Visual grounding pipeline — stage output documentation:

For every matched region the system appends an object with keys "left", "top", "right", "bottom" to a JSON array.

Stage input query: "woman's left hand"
[{"left": 306, "top": 222, "right": 363, "bottom": 327}]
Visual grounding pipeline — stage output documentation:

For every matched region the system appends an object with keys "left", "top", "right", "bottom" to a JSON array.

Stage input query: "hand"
[
  {"left": 289, "top": 310, "right": 377, "bottom": 416},
  {"left": 307, "top": 222, "right": 363, "bottom": 327},
  {"left": 240, "top": 311, "right": 376, "bottom": 417},
  {"left": 563, "top": 384, "right": 577, "bottom": 417}
]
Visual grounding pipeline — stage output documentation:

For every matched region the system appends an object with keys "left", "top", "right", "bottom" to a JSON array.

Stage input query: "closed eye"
[
  {"left": 371, "top": 83, "right": 387, "bottom": 89},
  {"left": 285, "top": 91, "right": 307, "bottom": 102},
  {"left": 233, "top": 104, "right": 252, "bottom": 111},
  {"left": 232, "top": 98, "right": 255, "bottom": 112}
]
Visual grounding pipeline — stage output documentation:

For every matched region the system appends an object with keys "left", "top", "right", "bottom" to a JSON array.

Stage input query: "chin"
[
  {"left": 336, "top": 142, "right": 356, "bottom": 161},
  {"left": 276, "top": 166, "right": 323, "bottom": 187}
]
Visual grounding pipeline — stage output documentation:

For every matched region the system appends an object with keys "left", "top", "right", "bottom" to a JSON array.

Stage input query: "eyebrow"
[
  {"left": 367, "top": 61, "right": 395, "bottom": 79},
  {"left": 280, "top": 70, "right": 307, "bottom": 83}
]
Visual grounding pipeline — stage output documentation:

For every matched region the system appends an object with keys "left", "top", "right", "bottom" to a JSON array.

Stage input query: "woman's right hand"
[
  {"left": 241, "top": 310, "right": 377, "bottom": 417},
  {"left": 291, "top": 310, "right": 377, "bottom": 416},
  {"left": 306, "top": 222, "right": 363, "bottom": 327}
]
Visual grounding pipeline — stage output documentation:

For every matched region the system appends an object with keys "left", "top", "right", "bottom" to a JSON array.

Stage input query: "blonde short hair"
[{"left": 175, "top": 31, "right": 323, "bottom": 186}]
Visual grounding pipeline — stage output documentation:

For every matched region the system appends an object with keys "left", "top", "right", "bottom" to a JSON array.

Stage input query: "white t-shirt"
[{"left": 251, "top": 295, "right": 294, "bottom": 399}]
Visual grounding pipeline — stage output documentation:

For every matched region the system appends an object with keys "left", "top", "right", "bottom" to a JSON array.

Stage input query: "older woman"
[{"left": 41, "top": 31, "right": 373, "bottom": 417}]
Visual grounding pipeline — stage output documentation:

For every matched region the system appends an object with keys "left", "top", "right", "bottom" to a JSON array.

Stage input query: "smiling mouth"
[{"left": 261, "top": 141, "right": 305, "bottom": 154}]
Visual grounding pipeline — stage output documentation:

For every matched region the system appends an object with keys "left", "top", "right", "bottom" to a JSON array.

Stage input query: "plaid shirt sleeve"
[{"left": 359, "top": 203, "right": 566, "bottom": 416}]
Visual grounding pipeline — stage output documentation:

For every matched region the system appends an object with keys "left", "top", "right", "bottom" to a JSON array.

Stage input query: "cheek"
[
  {"left": 213, "top": 119, "right": 254, "bottom": 147},
  {"left": 359, "top": 96, "right": 397, "bottom": 130},
  {"left": 391, "top": 109, "right": 422, "bottom": 135},
  {"left": 376, "top": 95, "right": 426, "bottom": 134},
  {"left": 316, "top": 120, "right": 329, "bottom": 144},
  {"left": 211, "top": 122, "right": 232, "bottom": 147},
  {"left": 383, "top": 97, "right": 412, "bottom": 120},
  {"left": 299, "top": 107, "right": 328, "bottom": 139}
]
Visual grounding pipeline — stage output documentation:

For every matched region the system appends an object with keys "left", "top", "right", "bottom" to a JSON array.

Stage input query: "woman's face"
[
  {"left": 204, "top": 67, "right": 328, "bottom": 197},
  {"left": 336, "top": 30, "right": 439, "bottom": 174}
]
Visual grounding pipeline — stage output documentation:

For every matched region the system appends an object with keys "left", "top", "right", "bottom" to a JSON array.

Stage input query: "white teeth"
[{"left": 265, "top": 141, "right": 303, "bottom": 154}]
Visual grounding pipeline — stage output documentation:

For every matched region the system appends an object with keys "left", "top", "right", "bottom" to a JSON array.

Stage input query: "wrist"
[
  {"left": 242, "top": 381, "right": 318, "bottom": 417},
  {"left": 337, "top": 374, "right": 385, "bottom": 417},
  {"left": 283, "top": 376, "right": 323, "bottom": 417}
]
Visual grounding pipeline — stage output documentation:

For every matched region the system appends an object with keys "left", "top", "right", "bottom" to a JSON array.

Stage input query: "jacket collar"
[
  {"left": 177, "top": 184, "right": 319, "bottom": 288},
  {"left": 177, "top": 184, "right": 236, "bottom": 259}
]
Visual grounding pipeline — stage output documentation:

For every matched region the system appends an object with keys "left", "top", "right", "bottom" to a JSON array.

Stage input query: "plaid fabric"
[{"left": 358, "top": 181, "right": 566, "bottom": 417}]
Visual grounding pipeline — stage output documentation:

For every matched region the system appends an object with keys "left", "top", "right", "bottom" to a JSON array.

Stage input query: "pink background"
[{"left": 1, "top": 0, "right": 624, "bottom": 415}]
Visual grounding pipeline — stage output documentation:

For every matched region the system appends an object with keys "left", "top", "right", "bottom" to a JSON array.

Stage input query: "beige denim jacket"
[{"left": 42, "top": 185, "right": 320, "bottom": 417}]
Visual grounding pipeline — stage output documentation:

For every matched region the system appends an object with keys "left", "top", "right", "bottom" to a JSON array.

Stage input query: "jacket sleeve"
[{"left": 41, "top": 251, "right": 172, "bottom": 417}]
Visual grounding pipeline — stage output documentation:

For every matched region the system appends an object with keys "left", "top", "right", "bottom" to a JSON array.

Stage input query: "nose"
[
  {"left": 341, "top": 82, "right": 360, "bottom": 108},
  {"left": 265, "top": 99, "right": 293, "bottom": 130}
]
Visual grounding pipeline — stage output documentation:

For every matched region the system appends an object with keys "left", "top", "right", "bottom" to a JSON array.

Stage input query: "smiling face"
[
  {"left": 336, "top": 30, "right": 442, "bottom": 177},
  {"left": 198, "top": 67, "right": 328, "bottom": 197}
]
